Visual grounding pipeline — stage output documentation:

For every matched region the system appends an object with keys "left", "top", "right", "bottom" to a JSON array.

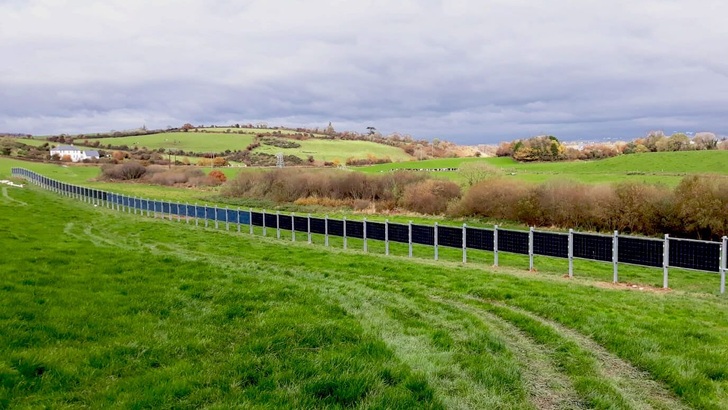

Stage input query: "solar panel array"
[{"left": 14, "top": 168, "right": 728, "bottom": 280}]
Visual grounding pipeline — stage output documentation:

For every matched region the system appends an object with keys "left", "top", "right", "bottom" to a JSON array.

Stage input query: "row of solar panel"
[{"left": 14, "top": 168, "right": 722, "bottom": 273}]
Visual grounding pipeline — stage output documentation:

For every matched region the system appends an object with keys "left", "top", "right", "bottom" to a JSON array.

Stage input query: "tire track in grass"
[
  {"left": 65, "top": 216, "right": 531, "bottom": 408},
  {"left": 465, "top": 298, "right": 689, "bottom": 410},
  {"left": 61, "top": 198, "right": 690, "bottom": 409},
  {"left": 437, "top": 297, "right": 585, "bottom": 410},
  {"left": 1, "top": 187, "right": 27, "bottom": 206},
  {"left": 301, "top": 276, "right": 535, "bottom": 409}
]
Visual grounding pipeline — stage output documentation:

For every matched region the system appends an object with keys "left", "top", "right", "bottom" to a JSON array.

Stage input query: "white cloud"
[{"left": 1, "top": 0, "right": 727, "bottom": 142}]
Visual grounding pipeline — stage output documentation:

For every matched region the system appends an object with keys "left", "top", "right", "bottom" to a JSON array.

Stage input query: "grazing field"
[
  {"left": 254, "top": 139, "right": 413, "bottom": 162},
  {"left": 359, "top": 151, "right": 728, "bottom": 186},
  {"left": 78, "top": 132, "right": 257, "bottom": 153},
  {"left": 1, "top": 181, "right": 727, "bottom": 408},
  {"left": 70, "top": 132, "right": 413, "bottom": 163},
  {"left": 197, "top": 127, "right": 329, "bottom": 137}
]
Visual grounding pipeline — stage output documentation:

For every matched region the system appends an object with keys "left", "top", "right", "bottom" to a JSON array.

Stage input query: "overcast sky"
[{"left": 2, "top": 0, "right": 727, "bottom": 144}]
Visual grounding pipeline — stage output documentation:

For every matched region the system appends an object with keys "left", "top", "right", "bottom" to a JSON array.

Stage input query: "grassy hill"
[
  {"left": 360, "top": 151, "right": 728, "bottom": 186},
  {"left": 74, "top": 132, "right": 413, "bottom": 163},
  {"left": 1, "top": 182, "right": 727, "bottom": 408}
]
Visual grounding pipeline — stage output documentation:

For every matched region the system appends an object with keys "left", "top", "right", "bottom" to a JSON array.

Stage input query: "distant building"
[{"left": 50, "top": 145, "right": 100, "bottom": 162}]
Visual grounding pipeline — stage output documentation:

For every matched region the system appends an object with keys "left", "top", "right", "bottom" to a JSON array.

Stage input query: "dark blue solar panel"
[
  {"left": 251, "top": 212, "right": 263, "bottom": 226},
  {"left": 346, "top": 220, "right": 364, "bottom": 239},
  {"left": 388, "top": 223, "right": 409, "bottom": 244},
  {"left": 573, "top": 233, "right": 612, "bottom": 262},
  {"left": 499, "top": 230, "right": 529, "bottom": 255},
  {"left": 669, "top": 239, "right": 720, "bottom": 272},
  {"left": 412, "top": 225, "right": 435, "bottom": 246},
  {"left": 438, "top": 226, "right": 462, "bottom": 248},
  {"left": 367, "top": 222, "right": 386, "bottom": 241},
  {"left": 328, "top": 219, "right": 344, "bottom": 236},
  {"left": 533, "top": 232, "right": 568, "bottom": 258},
  {"left": 466, "top": 227, "right": 493, "bottom": 251},
  {"left": 618, "top": 236, "right": 663, "bottom": 268}
]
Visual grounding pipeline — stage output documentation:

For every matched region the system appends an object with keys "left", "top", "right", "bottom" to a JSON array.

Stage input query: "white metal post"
[
  {"left": 292, "top": 213, "right": 296, "bottom": 242},
  {"left": 363, "top": 218, "right": 368, "bottom": 252},
  {"left": 434, "top": 223, "right": 439, "bottom": 261},
  {"left": 237, "top": 207, "right": 241, "bottom": 232},
  {"left": 568, "top": 229, "right": 574, "bottom": 278},
  {"left": 307, "top": 213, "right": 312, "bottom": 244},
  {"left": 462, "top": 223, "right": 467, "bottom": 263},
  {"left": 214, "top": 205, "right": 219, "bottom": 229},
  {"left": 385, "top": 220, "right": 389, "bottom": 256},
  {"left": 721, "top": 236, "right": 726, "bottom": 294},
  {"left": 408, "top": 221, "right": 413, "bottom": 258},
  {"left": 249, "top": 208, "right": 253, "bottom": 235},
  {"left": 663, "top": 234, "right": 670, "bottom": 289},
  {"left": 529, "top": 227, "right": 534, "bottom": 271},
  {"left": 493, "top": 225, "right": 499, "bottom": 267},
  {"left": 195, "top": 203, "right": 199, "bottom": 226},
  {"left": 324, "top": 215, "right": 329, "bottom": 246},
  {"left": 343, "top": 217, "right": 347, "bottom": 249},
  {"left": 276, "top": 211, "right": 281, "bottom": 239},
  {"left": 613, "top": 230, "right": 619, "bottom": 283},
  {"left": 262, "top": 209, "right": 266, "bottom": 236}
]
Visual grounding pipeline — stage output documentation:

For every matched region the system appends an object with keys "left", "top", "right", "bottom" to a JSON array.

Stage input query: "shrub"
[
  {"left": 401, "top": 180, "right": 461, "bottom": 215},
  {"left": 208, "top": 170, "right": 227, "bottom": 183},
  {"left": 100, "top": 162, "right": 147, "bottom": 180}
]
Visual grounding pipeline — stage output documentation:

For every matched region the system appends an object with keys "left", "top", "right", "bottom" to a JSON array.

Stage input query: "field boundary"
[{"left": 12, "top": 167, "right": 727, "bottom": 294}]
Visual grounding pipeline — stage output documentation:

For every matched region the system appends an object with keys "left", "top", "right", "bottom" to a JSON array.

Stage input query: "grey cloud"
[{"left": 1, "top": 0, "right": 727, "bottom": 143}]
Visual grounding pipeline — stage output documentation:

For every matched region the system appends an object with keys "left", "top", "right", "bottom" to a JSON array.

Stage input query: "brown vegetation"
[
  {"left": 222, "top": 169, "right": 453, "bottom": 213},
  {"left": 455, "top": 176, "right": 728, "bottom": 240}
]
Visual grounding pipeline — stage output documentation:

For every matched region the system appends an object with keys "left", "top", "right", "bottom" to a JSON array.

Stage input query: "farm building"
[{"left": 50, "top": 145, "right": 100, "bottom": 162}]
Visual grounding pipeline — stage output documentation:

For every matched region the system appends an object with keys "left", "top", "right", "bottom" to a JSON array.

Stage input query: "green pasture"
[
  {"left": 69, "top": 131, "right": 412, "bottom": 163},
  {"left": 2, "top": 138, "right": 52, "bottom": 148},
  {"left": 1, "top": 184, "right": 727, "bottom": 408},
  {"left": 359, "top": 151, "right": 728, "bottom": 186},
  {"left": 77, "top": 132, "right": 257, "bottom": 153},
  {"left": 255, "top": 139, "right": 413, "bottom": 163},
  {"left": 197, "top": 127, "right": 329, "bottom": 137}
]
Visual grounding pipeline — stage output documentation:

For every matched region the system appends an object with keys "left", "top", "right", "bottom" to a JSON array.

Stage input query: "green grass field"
[
  {"left": 78, "top": 132, "right": 257, "bottom": 153},
  {"left": 197, "top": 127, "right": 329, "bottom": 137},
  {"left": 1, "top": 182, "right": 727, "bottom": 408},
  {"left": 69, "top": 132, "right": 413, "bottom": 163},
  {"left": 255, "top": 139, "right": 413, "bottom": 162},
  {"left": 359, "top": 151, "right": 728, "bottom": 186}
]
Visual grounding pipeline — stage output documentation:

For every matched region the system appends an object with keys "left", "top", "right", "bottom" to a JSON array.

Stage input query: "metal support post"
[
  {"left": 434, "top": 223, "right": 439, "bottom": 261},
  {"left": 408, "top": 221, "right": 413, "bottom": 258},
  {"left": 721, "top": 236, "right": 726, "bottom": 294},
  {"left": 324, "top": 215, "right": 329, "bottom": 246},
  {"left": 363, "top": 218, "right": 368, "bottom": 252},
  {"left": 568, "top": 229, "right": 574, "bottom": 278},
  {"left": 307, "top": 213, "right": 312, "bottom": 244},
  {"left": 462, "top": 224, "right": 467, "bottom": 263},
  {"left": 262, "top": 209, "right": 266, "bottom": 236},
  {"left": 385, "top": 219, "right": 390, "bottom": 256},
  {"left": 663, "top": 234, "right": 670, "bottom": 289},
  {"left": 529, "top": 226, "right": 534, "bottom": 271},
  {"left": 493, "top": 225, "right": 499, "bottom": 267},
  {"left": 276, "top": 211, "right": 281, "bottom": 239},
  {"left": 343, "top": 217, "right": 347, "bottom": 249},
  {"left": 613, "top": 230, "right": 619, "bottom": 283},
  {"left": 292, "top": 213, "right": 296, "bottom": 242}
]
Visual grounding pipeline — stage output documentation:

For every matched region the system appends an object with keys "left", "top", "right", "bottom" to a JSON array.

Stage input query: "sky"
[{"left": 2, "top": 0, "right": 727, "bottom": 144}]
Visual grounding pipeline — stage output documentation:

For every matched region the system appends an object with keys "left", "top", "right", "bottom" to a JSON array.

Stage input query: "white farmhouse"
[{"left": 50, "top": 145, "right": 100, "bottom": 162}]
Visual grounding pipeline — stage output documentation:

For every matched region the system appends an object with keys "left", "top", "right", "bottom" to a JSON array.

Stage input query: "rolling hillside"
[
  {"left": 1, "top": 180, "right": 726, "bottom": 408},
  {"left": 359, "top": 151, "right": 728, "bottom": 186},
  {"left": 74, "top": 132, "right": 413, "bottom": 163}
]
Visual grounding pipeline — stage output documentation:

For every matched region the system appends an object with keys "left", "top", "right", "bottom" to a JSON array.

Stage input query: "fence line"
[{"left": 11, "top": 167, "right": 727, "bottom": 294}]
